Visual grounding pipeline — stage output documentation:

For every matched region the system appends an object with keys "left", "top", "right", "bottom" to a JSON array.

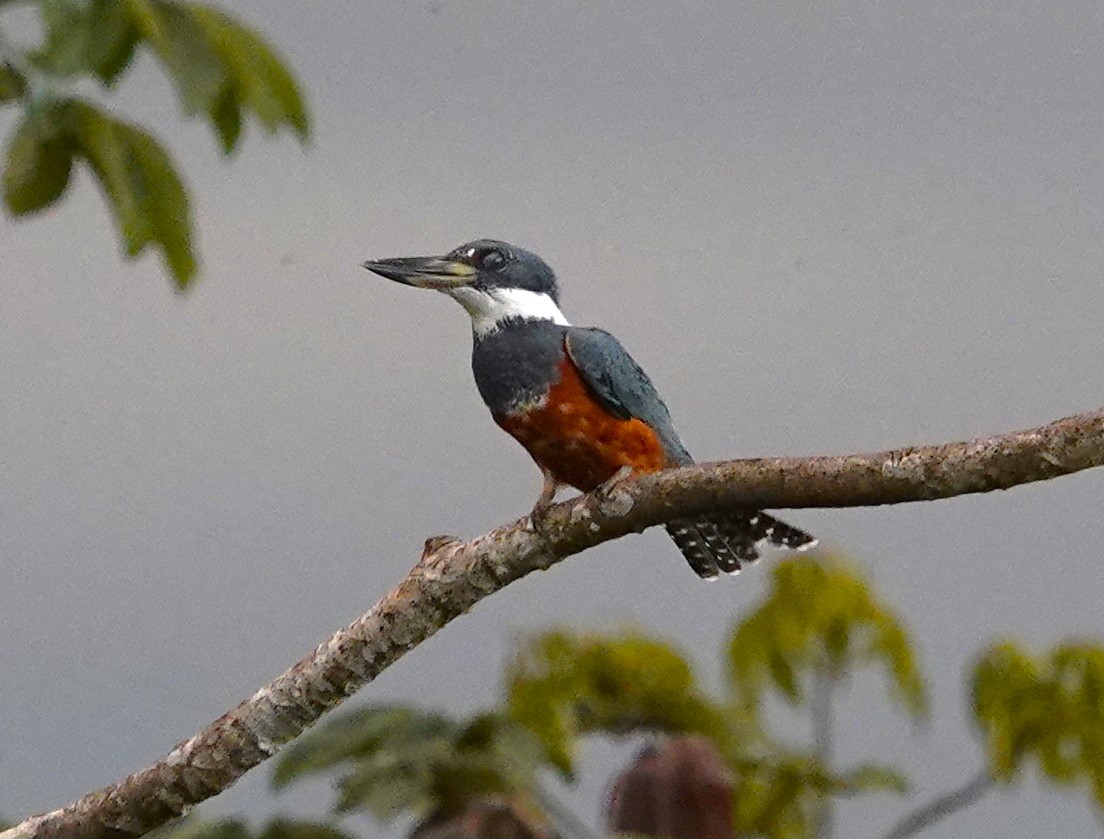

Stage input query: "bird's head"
[{"left": 363, "top": 239, "right": 569, "bottom": 336}]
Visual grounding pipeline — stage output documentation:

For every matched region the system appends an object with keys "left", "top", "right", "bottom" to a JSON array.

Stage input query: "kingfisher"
[{"left": 363, "top": 239, "right": 816, "bottom": 578}]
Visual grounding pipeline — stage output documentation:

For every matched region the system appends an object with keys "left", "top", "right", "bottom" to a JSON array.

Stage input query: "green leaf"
[
  {"left": 971, "top": 639, "right": 1104, "bottom": 816},
  {"left": 3, "top": 100, "right": 77, "bottom": 215},
  {"left": 149, "top": 818, "right": 252, "bottom": 839},
  {"left": 122, "top": 0, "right": 162, "bottom": 37},
  {"left": 67, "top": 100, "right": 196, "bottom": 287},
  {"left": 442, "top": 712, "right": 546, "bottom": 807},
  {"left": 117, "top": 1, "right": 307, "bottom": 152},
  {"left": 0, "top": 64, "right": 28, "bottom": 102},
  {"left": 971, "top": 641, "right": 1041, "bottom": 779},
  {"left": 259, "top": 821, "right": 356, "bottom": 839},
  {"left": 727, "top": 554, "right": 927, "bottom": 720},
  {"left": 209, "top": 85, "right": 242, "bottom": 154},
  {"left": 187, "top": 4, "right": 309, "bottom": 139},
  {"left": 274, "top": 704, "right": 545, "bottom": 821},
  {"left": 871, "top": 617, "right": 927, "bottom": 718},
  {"left": 336, "top": 763, "right": 430, "bottom": 820},
  {"left": 273, "top": 705, "right": 452, "bottom": 787},
  {"left": 30, "top": 0, "right": 140, "bottom": 84},
  {"left": 837, "top": 762, "right": 910, "bottom": 795},
  {"left": 86, "top": 0, "right": 141, "bottom": 84},
  {"left": 731, "top": 754, "right": 821, "bottom": 839},
  {"left": 150, "top": 817, "right": 353, "bottom": 839},
  {"left": 507, "top": 630, "right": 726, "bottom": 777},
  {"left": 143, "top": 0, "right": 227, "bottom": 115},
  {"left": 5, "top": 96, "right": 196, "bottom": 284},
  {"left": 767, "top": 648, "right": 800, "bottom": 702},
  {"left": 34, "top": 0, "right": 93, "bottom": 78}
]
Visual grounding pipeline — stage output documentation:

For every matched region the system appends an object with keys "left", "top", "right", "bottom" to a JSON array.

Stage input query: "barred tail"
[
  {"left": 666, "top": 511, "right": 817, "bottom": 579},
  {"left": 665, "top": 520, "right": 740, "bottom": 577}
]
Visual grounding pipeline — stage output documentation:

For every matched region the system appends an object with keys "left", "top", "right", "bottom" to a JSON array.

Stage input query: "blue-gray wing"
[{"left": 564, "top": 327, "right": 693, "bottom": 464}]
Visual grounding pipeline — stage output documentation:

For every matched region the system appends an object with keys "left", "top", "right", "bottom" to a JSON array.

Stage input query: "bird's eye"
[{"left": 479, "top": 249, "right": 507, "bottom": 271}]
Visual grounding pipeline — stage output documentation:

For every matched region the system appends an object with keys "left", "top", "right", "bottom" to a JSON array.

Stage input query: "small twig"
[
  {"left": 810, "top": 664, "right": 835, "bottom": 839},
  {"left": 883, "top": 770, "right": 993, "bottom": 839}
]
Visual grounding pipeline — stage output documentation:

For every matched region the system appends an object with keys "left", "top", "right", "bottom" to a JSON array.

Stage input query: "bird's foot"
[
  {"left": 594, "top": 465, "right": 635, "bottom": 503},
  {"left": 529, "top": 497, "right": 557, "bottom": 541},
  {"left": 528, "top": 472, "right": 561, "bottom": 541}
]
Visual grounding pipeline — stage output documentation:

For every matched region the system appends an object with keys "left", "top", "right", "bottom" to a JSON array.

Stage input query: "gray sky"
[{"left": 3, "top": 0, "right": 1104, "bottom": 836}]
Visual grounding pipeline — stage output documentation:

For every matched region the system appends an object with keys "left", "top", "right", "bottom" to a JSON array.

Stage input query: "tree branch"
[
  {"left": 883, "top": 770, "right": 993, "bottom": 839},
  {"left": 5, "top": 406, "right": 1102, "bottom": 839}
]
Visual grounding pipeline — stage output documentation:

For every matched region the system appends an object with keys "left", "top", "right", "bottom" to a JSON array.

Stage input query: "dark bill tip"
[{"left": 361, "top": 255, "right": 476, "bottom": 289}]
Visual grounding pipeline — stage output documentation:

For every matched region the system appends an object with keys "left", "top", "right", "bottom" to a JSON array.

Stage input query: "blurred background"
[{"left": 2, "top": 1, "right": 1104, "bottom": 837}]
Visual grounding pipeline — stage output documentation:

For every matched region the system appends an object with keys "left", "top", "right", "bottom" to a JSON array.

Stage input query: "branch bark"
[{"left": 5, "top": 406, "right": 1103, "bottom": 839}]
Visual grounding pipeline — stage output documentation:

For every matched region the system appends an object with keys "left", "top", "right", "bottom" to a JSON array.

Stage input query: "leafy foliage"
[
  {"left": 837, "top": 762, "right": 910, "bottom": 795},
  {"left": 729, "top": 754, "right": 830, "bottom": 839},
  {"left": 3, "top": 98, "right": 77, "bottom": 214},
  {"left": 10, "top": 550, "right": 1088, "bottom": 839},
  {"left": 223, "top": 561, "right": 1104, "bottom": 839},
  {"left": 0, "top": 63, "right": 26, "bottom": 101},
  {"left": 149, "top": 817, "right": 354, "bottom": 839},
  {"left": 32, "top": 0, "right": 141, "bottom": 83},
  {"left": 725, "top": 752, "right": 908, "bottom": 839},
  {"left": 74, "top": 99, "right": 194, "bottom": 281},
  {"left": 972, "top": 640, "right": 1104, "bottom": 810},
  {"left": 273, "top": 705, "right": 548, "bottom": 822},
  {"left": 1, "top": 0, "right": 309, "bottom": 287},
  {"left": 506, "top": 630, "right": 727, "bottom": 776},
  {"left": 505, "top": 558, "right": 925, "bottom": 839},
  {"left": 4, "top": 97, "right": 194, "bottom": 284},
  {"left": 728, "top": 553, "right": 927, "bottom": 719},
  {"left": 124, "top": 1, "right": 309, "bottom": 151}
]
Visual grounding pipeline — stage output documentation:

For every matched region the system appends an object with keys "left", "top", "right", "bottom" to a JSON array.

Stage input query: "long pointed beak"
[{"left": 361, "top": 255, "right": 476, "bottom": 290}]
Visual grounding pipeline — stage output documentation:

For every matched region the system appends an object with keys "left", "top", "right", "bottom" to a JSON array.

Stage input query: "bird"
[{"left": 363, "top": 239, "right": 816, "bottom": 579}]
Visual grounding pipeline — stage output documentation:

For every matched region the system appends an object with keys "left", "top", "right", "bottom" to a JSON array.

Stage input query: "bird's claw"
[
  {"left": 595, "top": 465, "right": 635, "bottom": 503},
  {"left": 529, "top": 497, "right": 556, "bottom": 541},
  {"left": 529, "top": 471, "right": 560, "bottom": 542}
]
